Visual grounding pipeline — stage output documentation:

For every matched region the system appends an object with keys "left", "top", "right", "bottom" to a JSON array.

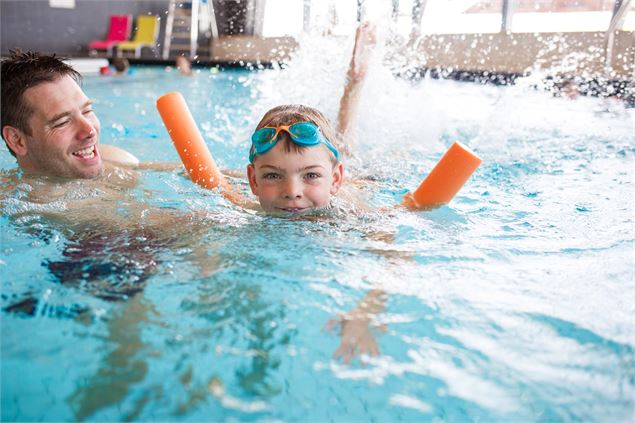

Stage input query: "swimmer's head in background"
[{"left": 249, "top": 104, "right": 341, "bottom": 164}]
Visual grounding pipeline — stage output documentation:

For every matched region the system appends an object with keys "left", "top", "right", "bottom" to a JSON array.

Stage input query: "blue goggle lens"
[
  {"left": 252, "top": 127, "right": 276, "bottom": 145},
  {"left": 289, "top": 122, "right": 319, "bottom": 139}
]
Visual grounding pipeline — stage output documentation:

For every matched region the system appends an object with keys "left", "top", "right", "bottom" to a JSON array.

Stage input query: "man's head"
[
  {"left": 1, "top": 50, "right": 103, "bottom": 178},
  {"left": 247, "top": 105, "right": 343, "bottom": 214}
]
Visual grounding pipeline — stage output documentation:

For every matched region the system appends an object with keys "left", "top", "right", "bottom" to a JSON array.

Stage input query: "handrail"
[
  {"left": 162, "top": 0, "right": 177, "bottom": 59},
  {"left": 501, "top": 0, "right": 515, "bottom": 33},
  {"left": 605, "top": 0, "right": 631, "bottom": 72},
  {"left": 203, "top": 0, "right": 219, "bottom": 40},
  {"left": 190, "top": 0, "right": 200, "bottom": 59}
]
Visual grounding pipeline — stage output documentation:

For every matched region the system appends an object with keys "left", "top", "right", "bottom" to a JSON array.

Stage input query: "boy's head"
[{"left": 247, "top": 105, "right": 343, "bottom": 214}]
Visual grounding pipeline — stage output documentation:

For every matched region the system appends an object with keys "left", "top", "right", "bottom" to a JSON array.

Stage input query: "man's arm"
[
  {"left": 99, "top": 144, "right": 182, "bottom": 171},
  {"left": 98, "top": 144, "right": 252, "bottom": 206},
  {"left": 135, "top": 161, "right": 183, "bottom": 171}
]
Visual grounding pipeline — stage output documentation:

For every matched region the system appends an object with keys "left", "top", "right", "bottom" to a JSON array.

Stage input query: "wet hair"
[
  {"left": 253, "top": 104, "right": 341, "bottom": 165},
  {"left": 112, "top": 57, "right": 129, "bottom": 73},
  {"left": 1, "top": 50, "right": 81, "bottom": 156}
]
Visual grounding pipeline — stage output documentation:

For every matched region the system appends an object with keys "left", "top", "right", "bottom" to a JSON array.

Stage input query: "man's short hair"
[{"left": 1, "top": 50, "right": 81, "bottom": 156}]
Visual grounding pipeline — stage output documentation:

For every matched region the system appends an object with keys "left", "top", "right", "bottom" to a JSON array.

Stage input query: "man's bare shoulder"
[{"left": 98, "top": 144, "right": 139, "bottom": 167}]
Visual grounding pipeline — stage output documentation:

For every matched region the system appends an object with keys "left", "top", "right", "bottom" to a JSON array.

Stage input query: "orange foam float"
[
  {"left": 157, "top": 91, "right": 480, "bottom": 211},
  {"left": 156, "top": 92, "right": 230, "bottom": 191},
  {"left": 402, "top": 141, "right": 482, "bottom": 210}
]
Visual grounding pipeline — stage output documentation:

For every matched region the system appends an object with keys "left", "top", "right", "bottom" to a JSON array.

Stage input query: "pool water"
[{"left": 1, "top": 39, "right": 634, "bottom": 421}]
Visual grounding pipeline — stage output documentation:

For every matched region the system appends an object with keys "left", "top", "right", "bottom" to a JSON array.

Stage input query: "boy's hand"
[
  {"left": 348, "top": 22, "right": 377, "bottom": 83},
  {"left": 327, "top": 314, "right": 385, "bottom": 364}
]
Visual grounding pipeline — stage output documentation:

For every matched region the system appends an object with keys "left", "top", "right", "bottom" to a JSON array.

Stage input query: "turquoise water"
[{"left": 1, "top": 53, "right": 634, "bottom": 422}]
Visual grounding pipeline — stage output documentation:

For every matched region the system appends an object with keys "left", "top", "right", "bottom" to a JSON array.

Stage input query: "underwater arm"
[
  {"left": 330, "top": 289, "right": 387, "bottom": 364},
  {"left": 336, "top": 22, "right": 376, "bottom": 155},
  {"left": 135, "top": 161, "right": 183, "bottom": 171}
]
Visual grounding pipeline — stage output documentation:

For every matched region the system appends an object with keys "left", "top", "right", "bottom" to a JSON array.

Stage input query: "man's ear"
[
  {"left": 247, "top": 164, "right": 259, "bottom": 195},
  {"left": 330, "top": 162, "right": 344, "bottom": 195},
  {"left": 2, "top": 126, "right": 28, "bottom": 156}
]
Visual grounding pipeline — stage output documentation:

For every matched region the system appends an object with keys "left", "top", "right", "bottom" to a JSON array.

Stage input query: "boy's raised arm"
[{"left": 336, "top": 22, "right": 376, "bottom": 156}]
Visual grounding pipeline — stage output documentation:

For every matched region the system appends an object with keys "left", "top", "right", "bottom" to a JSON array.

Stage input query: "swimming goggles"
[{"left": 249, "top": 121, "right": 339, "bottom": 163}]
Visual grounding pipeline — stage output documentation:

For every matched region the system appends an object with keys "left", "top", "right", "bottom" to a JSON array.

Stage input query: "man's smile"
[{"left": 72, "top": 145, "right": 97, "bottom": 160}]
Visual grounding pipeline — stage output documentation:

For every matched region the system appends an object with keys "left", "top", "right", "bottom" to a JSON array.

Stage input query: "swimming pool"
[{"left": 1, "top": 41, "right": 634, "bottom": 421}]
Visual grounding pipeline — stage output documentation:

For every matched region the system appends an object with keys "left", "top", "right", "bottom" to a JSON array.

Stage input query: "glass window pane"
[
  {"left": 391, "top": 0, "right": 416, "bottom": 36},
  {"left": 330, "top": 1, "right": 357, "bottom": 35},
  {"left": 262, "top": 0, "right": 304, "bottom": 37},
  {"left": 511, "top": 0, "right": 616, "bottom": 32},
  {"left": 421, "top": 0, "right": 503, "bottom": 34},
  {"left": 298, "top": 0, "right": 357, "bottom": 36},
  {"left": 621, "top": 2, "right": 635, "bottom": 30}
]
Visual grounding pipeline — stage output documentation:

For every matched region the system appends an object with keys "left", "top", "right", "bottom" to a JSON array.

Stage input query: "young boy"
[
  {"left": 244, "top": 23, "right": 383, "bottom": 363},
  {"left": 246, "top": 105, "right": 343, "bottom": 213},
  {"left": 245, "top": 22, "right": 376, "bottom": 215}
]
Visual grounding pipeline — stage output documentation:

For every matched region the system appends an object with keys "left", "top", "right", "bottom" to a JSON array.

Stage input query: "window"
[
  {"left": 510, "top": 0, "right": 616, "bottom": 32},
  {"left": 260, "top": 0, "right": 629, "bottom": 36},
  {"left": 420, "top": 0, "right": 503, "bottom": 34},
  {"left": 262, "top": 0, "right": 304, "bottom": 37},
  {"left": 620, "top": 2, "right": 634, "bottom": 30}
]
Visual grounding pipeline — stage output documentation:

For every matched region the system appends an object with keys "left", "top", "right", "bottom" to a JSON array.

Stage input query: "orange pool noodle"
[
  {"left": 403, "top": 141, "right": 482, "bottom": 210},
  {"left": 156, "top": 92, "right": 227, "bottom": 190}
]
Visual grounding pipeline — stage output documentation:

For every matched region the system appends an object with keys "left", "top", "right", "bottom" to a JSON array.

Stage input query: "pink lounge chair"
[{"left": 88, "top": 15, "right": 132, "bottom": 56}]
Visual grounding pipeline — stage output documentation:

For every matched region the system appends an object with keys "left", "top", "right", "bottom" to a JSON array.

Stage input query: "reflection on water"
[
  {"left": 46, "top": 228, "right": 162, "bottom": 301},
  {"left": 68, "top": 294, "right": 154, "bottom": 421}
]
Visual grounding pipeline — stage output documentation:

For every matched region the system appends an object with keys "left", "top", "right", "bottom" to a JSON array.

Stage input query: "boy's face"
[{"left": 247, "top": 141, "right": 343, "bottom": 214}]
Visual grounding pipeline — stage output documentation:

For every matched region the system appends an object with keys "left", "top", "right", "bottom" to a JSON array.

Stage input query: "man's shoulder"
[{"left": 98, "top": 144, "right": 139, "bottom": 167}]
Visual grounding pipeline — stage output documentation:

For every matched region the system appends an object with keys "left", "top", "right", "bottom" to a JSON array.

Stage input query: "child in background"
[
  {"left": 112, "top": 57, "right": 130, "bottom": 76},
  {"left": 176, "top": 55, "right": 193, "bottom": 76}
]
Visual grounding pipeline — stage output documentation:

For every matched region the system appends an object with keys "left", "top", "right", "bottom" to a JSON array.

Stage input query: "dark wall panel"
[
  {"left": 1, "top": 0, "right": 256, "bottom": 57},
  {"left": 2, "top": 1, "right": 169, "bottom": 56},
  {"left": 215, "top": 0, "right": 253, "bottom": 35}
]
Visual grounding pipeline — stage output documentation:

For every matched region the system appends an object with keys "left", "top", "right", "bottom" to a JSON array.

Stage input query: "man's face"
[
  {"left": 247, "top": 141, "right": 343, "bottom": 214},
  {"left": 18, "top": 75, "right": 103, "bottom": 178}
]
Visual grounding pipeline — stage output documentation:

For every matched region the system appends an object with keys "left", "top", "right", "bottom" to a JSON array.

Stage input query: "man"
[
  {"left": 1, "top": 50, "right": 140, "bottom": 179},
  {"left": 0, "top": 51, "right": 209, "bottom": 312}
]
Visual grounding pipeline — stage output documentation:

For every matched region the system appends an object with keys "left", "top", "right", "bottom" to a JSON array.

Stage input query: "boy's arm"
[
  {"left": 336, "top": 22, "right": 376, "bottom": 155},
  {"left": 329, "top": 289, "right": 387, "bottom": 364}
]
